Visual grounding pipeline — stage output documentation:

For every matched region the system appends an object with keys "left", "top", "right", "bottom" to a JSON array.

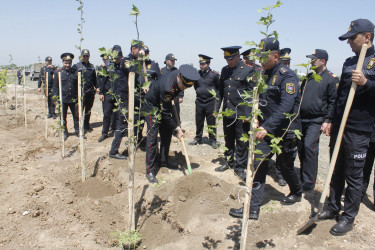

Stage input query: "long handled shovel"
[
  {"left": 297, "top": 44, "right": 368, "bottom": 235},
  {"left": 172, "top": 100, "right": 193, "bottom": 174}
]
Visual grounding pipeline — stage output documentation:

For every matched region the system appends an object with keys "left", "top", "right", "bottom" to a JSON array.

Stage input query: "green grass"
[{"left": 111, "top": 230, "right": 142, "bottom": 249}]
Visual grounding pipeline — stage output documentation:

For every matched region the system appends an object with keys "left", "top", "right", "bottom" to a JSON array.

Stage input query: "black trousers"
[
  {"left": 223, "top": 117, "right": 250, "bottom": 172},
  {"left": 83, "top": 91, "right": 95, "bottom": 130},
  {"left": 298, "top": 121, "right": 322, "bottom": 188},
  {"left": 101, "top": 94, "right": 117, "bottom": 136},
  {"left": 362, "top": 141, "right": 375, "bottom": 198},
  {"left": 110, "top": 97, "right": 128, "bottom": 155},
  {"left": 327, "top": 129, "right": 370, "bottom": 222},
  {"left": 174, "top": 96, "right": 181, "bottom": 122},
  {"left": 194, "top": 99, "right": 216, "bottom": 141},
  {"left": 145, "top": 109, "right": 174, "bottom": 175},
  {"left": 250, "top": 136, "right": 302, "bottom": 211},
  {"left": 62, "top": 102, "right": 79, "bottom": 134},
  {"left": 46, "top": 88, "right": 55, "bottom": 115}
]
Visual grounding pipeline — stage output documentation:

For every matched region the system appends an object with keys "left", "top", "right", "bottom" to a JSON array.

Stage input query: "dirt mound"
[{"left": 138, "top": 172, "right": 238, "bottom": 248}]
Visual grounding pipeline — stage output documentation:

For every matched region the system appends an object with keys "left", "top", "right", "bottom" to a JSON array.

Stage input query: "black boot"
[
  {"left": 229, "top": 207, "right": 259, "bottom": 220},
  {"left": 146, "top": 173, "right": 158, "bottom": 184},
  {"left": 281, "top": 193, "right": 302, "bottom": 205},
  {"left": 330, "top": 218, "right": 353, "bottom": 236},
  {"left": 215, "top": 164, "right": 230, "bottom": 172}
]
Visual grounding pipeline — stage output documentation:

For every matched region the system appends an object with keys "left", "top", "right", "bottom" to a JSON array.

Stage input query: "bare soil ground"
[{"left": 1, "top": 81, "right": 375, "bottom": 249}]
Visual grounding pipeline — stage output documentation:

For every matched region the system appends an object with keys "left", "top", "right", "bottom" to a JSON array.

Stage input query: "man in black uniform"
[
  {"left": 362, "top": 128, "right": 375, "bottom": 203},
  {"left": 241, "top": 48, "right": 261, "bottom": 70},
  {"left": 108, "top": 40, "right": 143, "bottom": 159},
  {"left": 38, "top": 56, "right": 57, "bottom": 118},
  {"left": 52, "top": 53, "right": 79, "bottom": 141},
  {"left": 214, "top": 46, "right": 254, "bottom": 180},
  {"left": 97, "top": 53, "right": 117, "bottom": 135},
  {"left": 280, "top": 48, "right": 291, "bottom": 67},
  {"left": 98, "top": 45, "right": 123, "bottom": 143},
  {"left": 229, "top": 38, "right": 302, "bottom": 220},
  {"left": 17, "top": 69, "right": 22, "bottom": 85},
  {"left": 298, "top": 49, "right": 338, "bottom": 191},
  {"left": 143, "top": 64, "right": 200, "bottom": 183},
  {"left": 161, "top": 53, "right": 184, "bottom": 120},
  {"left": 143, "top": 45, "right": 161, "bottom": 88},
  {"left": 319, "top": 19, "right": 375, "bottom": 236},
  {"left": 189, "top": 54, "right": 219, "bottom": 148},
  {"left": 73, "top": 49, "right": 97, "bottom": 132}
]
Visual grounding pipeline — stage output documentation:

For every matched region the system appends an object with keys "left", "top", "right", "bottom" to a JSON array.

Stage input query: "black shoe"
[
  {"left": 146, "top": 173, "right": 158, "bottom": 184},
  {"left": 188, "top": 139, "right": 201, "bottom": 145},
  {"left": 98, "top": 134, "right": 108, "bottom": 143},
  {"left": 85, "top": 127, "right": 93, "bottom": 132},
  {"left": 229, "top": 207, "right": 259, "bottom": 220},
  {"left": 109, "top": 153, "right": 127, "bottom": 160},
  {"left": 278, "top": 177, "right": 287, "bottom": 186},
  {"left": 52, "top": 114, "right": 57, "bottom": 119},
  {"left": 211, "top": 140, "right": 218, "bottom": 149},
  {"left": 319, "top": 209, "right": 338, "bottom": 220},
  {"left": 63, "top": 132, "right": 68, "bottom": 141},
  {"left": 330, "top": 218, "right": 353, "bottom": 236},
  {"left": 161, "top": 162, "right": 179, "bottom": 169},
  {"left": 215, "top": 164, "right": 230, "bottom": 172},
  {"left": 47, "top": 114, "right": 52, "bottom": 118},
  {"left": 281, "top": 193, "right": 302, "bottom": 205}
]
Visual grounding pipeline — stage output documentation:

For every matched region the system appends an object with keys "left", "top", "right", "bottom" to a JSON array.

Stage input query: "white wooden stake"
[
  {"left": 240, "top": 87, "right": 259, "bottom": 250},
  {"left": 45, "top": 72, "right": 48, "bottom": 138},
  {"left": 23, "top": 67, "right": 27, "bottom": 127},
  {"left": 128, "top": 72, "right": 136, "bottom": 231},
  {"left": 78, "top": 72, "right": 86, "bottom": 182},
  {"left": 58, "top": 72, "right": 65, "bottom": 158}
]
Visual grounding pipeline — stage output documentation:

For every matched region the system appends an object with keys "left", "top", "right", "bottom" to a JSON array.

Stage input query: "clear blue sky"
[{"left": 1, "top": 0, "right": 375, "bottom": 75}]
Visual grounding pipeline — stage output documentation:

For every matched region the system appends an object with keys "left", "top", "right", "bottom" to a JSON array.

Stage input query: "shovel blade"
[{"left": 297, "top": 214, "right": 318, "bottom": 235}]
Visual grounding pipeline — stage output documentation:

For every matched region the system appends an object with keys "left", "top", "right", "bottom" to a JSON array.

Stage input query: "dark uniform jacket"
[
  {"left": 260, "top": 62, "right": 301, "bottom": 137},
  {"left": 161, "top": 66, "right": 184, "bottom": 98},
  {"left": 99, "top": 61, "right": 121, "bottom": 97},
  {"left": 117, "top": 53, "right": 140, "bottom": 101},
  {"left": 38, "top": 65, "right": 56, "bottom": 89},
  {"left": 144, "top": 70, "right": 183, "bottom": 128},
  {"left": 332, "top": 45, "right": 375, "bottom": 133},
  {"left": 195, "top": 68, "right": 220, "bottom": 103},
  {"left": 73, "top": 62, "right": 97, "bottom": 93},
  {"left": 218, "top": 61, "right": 254, "bottom": 118},
  {"left": 140, "top": 59, "right": 161, "bottom": 88},
  {"left": 300, "top": 69, "right": 338, "bottom": 123},
  {"left": 17, "top": 70, "right": 22, "bottom": 79},
  {"left": 53, "top": 67, "right": 78, "bottom": 103}
]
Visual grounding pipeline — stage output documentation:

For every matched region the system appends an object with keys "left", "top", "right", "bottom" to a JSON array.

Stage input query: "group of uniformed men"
[{"left": 37, "top": 18, "right": 375, "bottom": 236}]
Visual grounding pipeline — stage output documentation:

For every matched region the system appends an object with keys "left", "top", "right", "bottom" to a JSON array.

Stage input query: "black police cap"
[
  {"left": 261, "top": 37, "right": 280, "bottom": 51},
  {"left": 45, "top": 56, "right": 52, "bottom": 61},
  {"left": 143, "top": 45, "right": 150, "bottom": 52},
  {"left": 60, "top": 53, "right": 74, "bottom": 61},
  {"left": 165, "top": 53, "right": 177, "bottom": 62},
  {"left": 198, "top": 54, "right": 212, "bottom": 64},
  {"left": 339, "top": 19, "right": 375, "bottom": 41},
  {"left": 221, "top": 46, "right": 242, "bottom": 59},
  {"left": 179, "top": 64, "right": 200, "bottom": 87},
  {"left": 241, "top": 48, "right": 256, "bottom": 58},
  {"left": 131, "top": 40, "right": 145, "bottom": 49},
  {"left": 112, "top": 45, "right": 123, "bottom": 59},
  {"left": 81, "top": 49, "right": 90, "bottom": 56},
  {"left": 280, "top": 48, "right": 291, "bottom": 61},
  {"left": 306, "top": 49, "right": 328, "bottom": 61}
]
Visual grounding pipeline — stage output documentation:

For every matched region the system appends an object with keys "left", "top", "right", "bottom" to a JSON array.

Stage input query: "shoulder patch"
[
  {"left": 367, "top": 58, "right": 375, "bottom": 70},
  {"left": 328, "top": 71, "right": 337, "bottom": 78},
  {"left": 286, "top": 83, "right": 295, "bottom": 94},
  {"left": 279, "top": 67, "right": 288, "bottom": 74},
  {"left": 211, "top": 70, "right": 219, "bottom": 75},
  {"left": 124, "top": 60, "right": 131, "bottom": 69}
]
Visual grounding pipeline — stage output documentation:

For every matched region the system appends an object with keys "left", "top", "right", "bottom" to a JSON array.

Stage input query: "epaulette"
[
  {"left": 211, "top": 69, "right": 219, "bottom": 75},
  {"left": 328, "top": 71, "right": 337, "bottom": 78},
  {"left": 279, "top": 67, "right": 288, "bottom": 74}
]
